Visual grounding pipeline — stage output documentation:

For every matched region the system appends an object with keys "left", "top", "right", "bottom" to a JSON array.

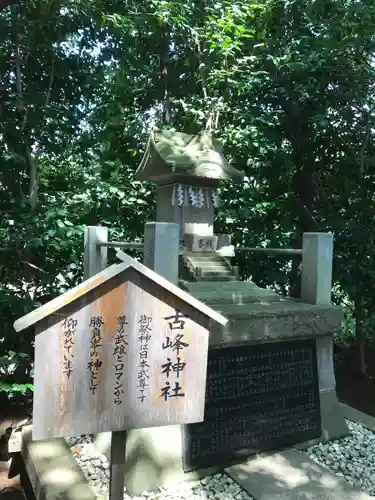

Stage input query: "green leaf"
[
  {"left": 0, "top": 357, "right": 13, "bottom": 366},
  {"left": 0, "top": 383, "right": 12, "bottom": 392}
]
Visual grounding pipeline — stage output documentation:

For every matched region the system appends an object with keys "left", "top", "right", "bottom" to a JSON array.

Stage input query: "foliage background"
[{"left": 1, "top": 0, "right": 375, "bottom": 405}]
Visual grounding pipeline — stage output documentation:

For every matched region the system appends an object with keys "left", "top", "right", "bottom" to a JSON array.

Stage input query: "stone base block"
[
  {"left": 91, "top": 334, "right": 348, "bottom": 496},
  {"left": 22, "top": 425, "right": 96, "bottom": 500},
  {"left": 320, "top": 389, "right": 349, "bottom": 440},
  {"left": 124, "top": 426, "right": 218, "bottom": 496}
]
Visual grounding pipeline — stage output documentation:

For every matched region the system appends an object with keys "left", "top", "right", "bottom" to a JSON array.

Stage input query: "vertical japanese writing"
[
  {"left": 87, "top": 316, "right": 104, "bottom": 395},
  {"left": 138, "top": 314, "right": 152, "bottom": 403},
  {"left": 113, "top": 314, "right": 128, "bottom": 405},
  {"left": 160, "top": 310, "right": 189, "bottom": 401},
  {"left": 62, "top": 317, "right": 77, "bottom": 378}
]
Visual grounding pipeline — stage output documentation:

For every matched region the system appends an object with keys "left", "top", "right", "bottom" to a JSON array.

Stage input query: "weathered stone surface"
[
  {"left": 144, "top": 222, "right": 180, "bottom": 285},
  {"left": 319, "top": 389, "right": 348, "bottom": 441},
  {"left": 180, "top": 280, "right": 287, "bottom": 304},
  {"left": 122, "top": 426, "right": 219, "bottom": 496},
  {"left": 340, "top": 403, "right": 375, "bottom": 433},
  {"left": 316, "top": 336, "right": 336, "bottom": 392},
  {"left": 182, "top": 279, "right": 348, "bottom": 443},
  {"left": 180, "top": 280, "right": 342, "bottom": 345},
  {"left": 208, "top": 304, "right": 341, "bottom": 346},
  {"left": 22, "top": 425, "right": 96, "bottom": 500},
  {"left": 226, "top": 449, "right": 373, "bottom": 500}
]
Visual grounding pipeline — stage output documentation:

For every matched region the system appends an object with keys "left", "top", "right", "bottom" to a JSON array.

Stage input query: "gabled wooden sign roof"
[
  {"left": 14, "top": 252, "right": 227, "bottom": 333},
  {"left": 16, "top": 252, "right": 227, "bottom": 440}
]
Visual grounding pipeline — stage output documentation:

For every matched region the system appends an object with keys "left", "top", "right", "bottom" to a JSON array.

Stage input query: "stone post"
[
  {"left": 83, "top": 226, "right": 108, "bottom": 279},
  {"left": 301, "top": 232, "right": 348, "bottom": 439},
  {"left": 301, "top": 232, "right": 333, "bottom": 306},
  {"left": 143, "top": 222, "right": 180, "bottom": 284}
]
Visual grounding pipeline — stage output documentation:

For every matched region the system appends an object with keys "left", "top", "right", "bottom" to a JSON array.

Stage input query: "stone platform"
[{"left": 181, "top": 280, "right": 341, "bottom": 344}]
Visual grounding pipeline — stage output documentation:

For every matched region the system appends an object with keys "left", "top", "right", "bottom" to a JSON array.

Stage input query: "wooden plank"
[
  {"left": 32, "top": 280, "right": 210, "bottom": 440},
  {"left": 125, "top": 280, "right": 209, "bottom": 428},
  {"left": 32, "top": 281, "right": 130, "bottom": 440},
  {"left": 116, "top": 250, "right": 227, "bottom": 326},
  {"left": 14, "top": 253, "right": 227, "bottom": 334}
]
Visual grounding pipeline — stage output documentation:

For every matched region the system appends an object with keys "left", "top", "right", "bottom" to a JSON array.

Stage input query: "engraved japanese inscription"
[
  {"left": 32, "top": 279, "right": 211, "bottom": 439},
  {"left": 183, "top": 338, "right": 321, "bottom": 471}
]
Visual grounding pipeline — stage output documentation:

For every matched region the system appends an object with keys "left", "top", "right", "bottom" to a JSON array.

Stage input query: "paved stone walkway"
[{"left": 226, "top": 449, "right": 374, "bottom": 500}]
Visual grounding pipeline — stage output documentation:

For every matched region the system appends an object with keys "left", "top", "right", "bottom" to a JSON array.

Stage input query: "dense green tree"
[{"left": 2, "top": 0, "right": 375, "bottom": 403}]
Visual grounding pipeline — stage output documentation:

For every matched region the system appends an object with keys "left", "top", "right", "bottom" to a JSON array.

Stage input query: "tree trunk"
[
  {"left": 283, "top": 101, "right": 319, "bottom": 298},
  {"left": 159, "top": 22, "right": 171, "bottom": 125},
  {"left": 354, "top": 293, "right": 367, "bottom": 376}
]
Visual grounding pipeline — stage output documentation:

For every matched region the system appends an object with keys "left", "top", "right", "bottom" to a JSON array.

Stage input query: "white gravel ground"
[
  {"left": 67, "top": 419, "right": 375, "bottom": 499},
  {"left": 66, "top": 435, "right": 254, "bottom": 500},
  {"left": 305, "top": 419, "right": 375, "bottom": 497}
]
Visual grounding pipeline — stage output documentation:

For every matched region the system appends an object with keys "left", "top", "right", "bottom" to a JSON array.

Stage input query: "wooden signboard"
[{"left": 14, "top": 256, "right": 227, "bottom": 441}]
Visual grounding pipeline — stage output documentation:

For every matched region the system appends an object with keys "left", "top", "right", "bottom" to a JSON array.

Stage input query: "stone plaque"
[
  {"left": 184, "top": 234, "right": 218, "bottom": 252},
  {"left": 182, "top": 338, "right": 321, "bottom": 471}
]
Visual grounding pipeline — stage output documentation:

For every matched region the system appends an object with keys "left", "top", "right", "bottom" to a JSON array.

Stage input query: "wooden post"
[
  {"left": 109, "top": 430, "right": 127, "bottom": 500},
  {"left": 84, "top": 226, "right": 126, "bottom": 500},
  {"left": 301, "top": 232, "right": 333, "bottom": 305}
]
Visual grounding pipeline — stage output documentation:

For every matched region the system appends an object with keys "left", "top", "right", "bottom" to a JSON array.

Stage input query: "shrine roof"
[{"left": 135, "top": 128, "right": 244, "bottom": 183}]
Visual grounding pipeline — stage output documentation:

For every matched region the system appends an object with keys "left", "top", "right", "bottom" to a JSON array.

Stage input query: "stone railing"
[
  {"left": 86, "top": 227, "right": 333, "bottom": 307},
  {"left": 236, "top": 233, "right": 334, "bottom": 306}
]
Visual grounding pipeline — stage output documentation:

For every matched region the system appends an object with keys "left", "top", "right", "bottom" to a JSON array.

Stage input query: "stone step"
[
  {"left": 189, "top": 260, "right": 231, "bottom": 268},
  {"left": 184, "top": 254, "right": 227, "bottom": 263},
  {"left": 226, "top": 449, "right": 373, "bottom": 500},
  {"left": 184, "top": 251, "right": 224, "bottom": 258},
  {"left": 199, "top": 268, "right": 233, "bottom": 276},
  {"left": 187, "top": 255, "right": 225, "bottom": 264},
  {"left": 197, "top": 270, "right": 235, "bottom": 278},
  {"left": 195, "top": 275, "right": 238, "bottom": 282}
]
